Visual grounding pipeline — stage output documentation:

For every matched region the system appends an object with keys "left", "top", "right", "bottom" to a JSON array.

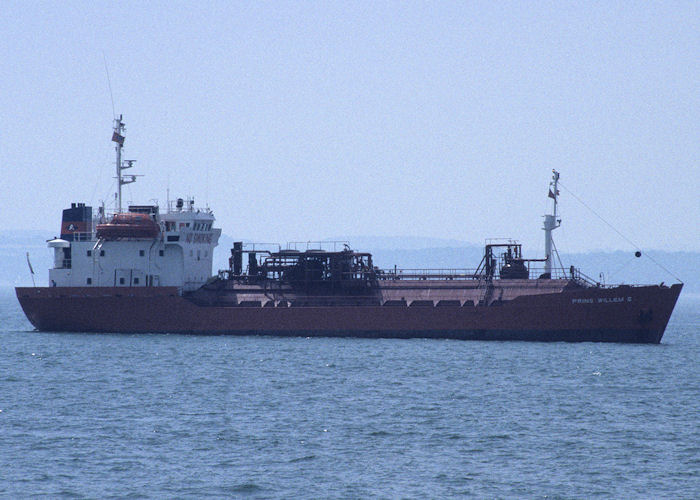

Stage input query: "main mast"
[
  {"left": 111, "top": 115, "right": 136, "bottom": 213},
  {"left": 543, "top": 169, "right": 561, "bottom": 277}
]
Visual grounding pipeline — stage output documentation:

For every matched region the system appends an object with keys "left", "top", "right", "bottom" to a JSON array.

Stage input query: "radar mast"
[{"left": 112, "top": 115, "right": 137, "bottom": 213}]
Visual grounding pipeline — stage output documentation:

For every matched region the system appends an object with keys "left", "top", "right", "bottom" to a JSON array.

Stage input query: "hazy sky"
[{"left": 1, "top": 1, "right": 698, "bottom": 255}]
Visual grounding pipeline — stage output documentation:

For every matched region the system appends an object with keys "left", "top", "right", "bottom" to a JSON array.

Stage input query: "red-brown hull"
[{"left": 15, "top": 283, "right": 682, "bottom": 343}]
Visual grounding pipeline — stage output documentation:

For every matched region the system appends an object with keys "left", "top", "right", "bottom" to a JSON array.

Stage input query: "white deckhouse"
[{"left": 47, "top": 116, "right": 221, "bottom": 292}]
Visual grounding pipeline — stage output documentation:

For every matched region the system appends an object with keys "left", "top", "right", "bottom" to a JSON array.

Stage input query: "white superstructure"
[{"left": 47, "top": 117, "right": 221, "bottom": 292}]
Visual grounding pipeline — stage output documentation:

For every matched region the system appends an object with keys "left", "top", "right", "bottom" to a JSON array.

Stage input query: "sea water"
[{"left": 1, "top": 288, "right": 698, "bottom": 498}]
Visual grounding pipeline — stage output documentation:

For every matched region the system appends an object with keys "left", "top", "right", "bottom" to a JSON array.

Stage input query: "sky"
[{"left": 1, "top": 1, "right": 698, "bottom": 256}]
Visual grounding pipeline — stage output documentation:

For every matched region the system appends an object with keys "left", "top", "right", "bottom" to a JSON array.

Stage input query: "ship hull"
[{"left": 15, "top": 283, "right": 682, "bottom": 343}]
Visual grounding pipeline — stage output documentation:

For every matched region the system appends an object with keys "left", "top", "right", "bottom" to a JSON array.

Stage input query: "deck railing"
[
  {"left": 222, "top": 264, "right": 611, "bottom": 286},
  {"left": 374, "top": 265, "right": 585, "bottom": 282}
]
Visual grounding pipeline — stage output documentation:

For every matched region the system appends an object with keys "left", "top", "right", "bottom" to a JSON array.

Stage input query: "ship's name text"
[{"left": 572, "top": 297, "right": 632, "bottom": 304}]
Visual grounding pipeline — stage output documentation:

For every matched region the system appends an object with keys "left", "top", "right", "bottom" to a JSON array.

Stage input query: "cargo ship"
[{"left": 16, "top": 117, "right": 682, "bottom": 342}]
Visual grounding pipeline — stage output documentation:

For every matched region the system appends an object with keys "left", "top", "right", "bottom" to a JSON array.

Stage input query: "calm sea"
[{"left": 1, "top": 288, "right": 698, "bottom": 499}]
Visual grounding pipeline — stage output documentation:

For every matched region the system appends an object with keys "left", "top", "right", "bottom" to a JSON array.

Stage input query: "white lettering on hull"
[{"left": 572, "top": 297, "right": 633, "bottom": 304}]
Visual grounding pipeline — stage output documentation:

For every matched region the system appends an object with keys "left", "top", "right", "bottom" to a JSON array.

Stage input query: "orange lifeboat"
[{"left": 96, "top": 213, "right": 160, "bottom": 240}]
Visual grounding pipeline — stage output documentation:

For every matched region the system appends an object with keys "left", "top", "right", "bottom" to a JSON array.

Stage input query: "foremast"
[{"left": 543, "top": 169, "right": 561, "bottom": 277}]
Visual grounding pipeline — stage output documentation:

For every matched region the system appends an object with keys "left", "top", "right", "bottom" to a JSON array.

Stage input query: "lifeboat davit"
[{"left": 96, "top": 213, "right": 160, "bottom": 240}]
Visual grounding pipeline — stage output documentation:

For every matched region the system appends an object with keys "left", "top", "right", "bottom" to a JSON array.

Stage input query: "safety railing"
[
  {"left": 284, "top": 240, "right": 352, "bottom": 252},
  {"left": 375, "top": 268, "right": 480, "bottom": 281}
]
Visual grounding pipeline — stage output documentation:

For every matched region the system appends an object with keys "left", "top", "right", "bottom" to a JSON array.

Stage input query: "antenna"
[
  {"left": 102, "top": 52, "right": 116, "bottom": 120},
  {"left": 205, "top": 167, "right": 209, "bottom": 209}
]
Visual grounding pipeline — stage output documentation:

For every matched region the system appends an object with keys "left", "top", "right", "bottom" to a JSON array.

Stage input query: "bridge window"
[
  {"left": 159, "top": 250, "right": 164, "bottom": 257},
  {"left": 119, "top": 277, "right": 125, "bottom": 285},
  {"left": 86, "top": 277, "right": 92, "bottom": 284},
  {"left": 139, "top": 250, "right": 145, "bottom": 257},
  {"left": 100, "top": 250, "right": 105, "bottom": 256},
  {"left": 134, "top": 277, "right": 140, "bottom": 284},
  {"left": 87, "top": 250, "right": 92, "bottom": 257}
]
